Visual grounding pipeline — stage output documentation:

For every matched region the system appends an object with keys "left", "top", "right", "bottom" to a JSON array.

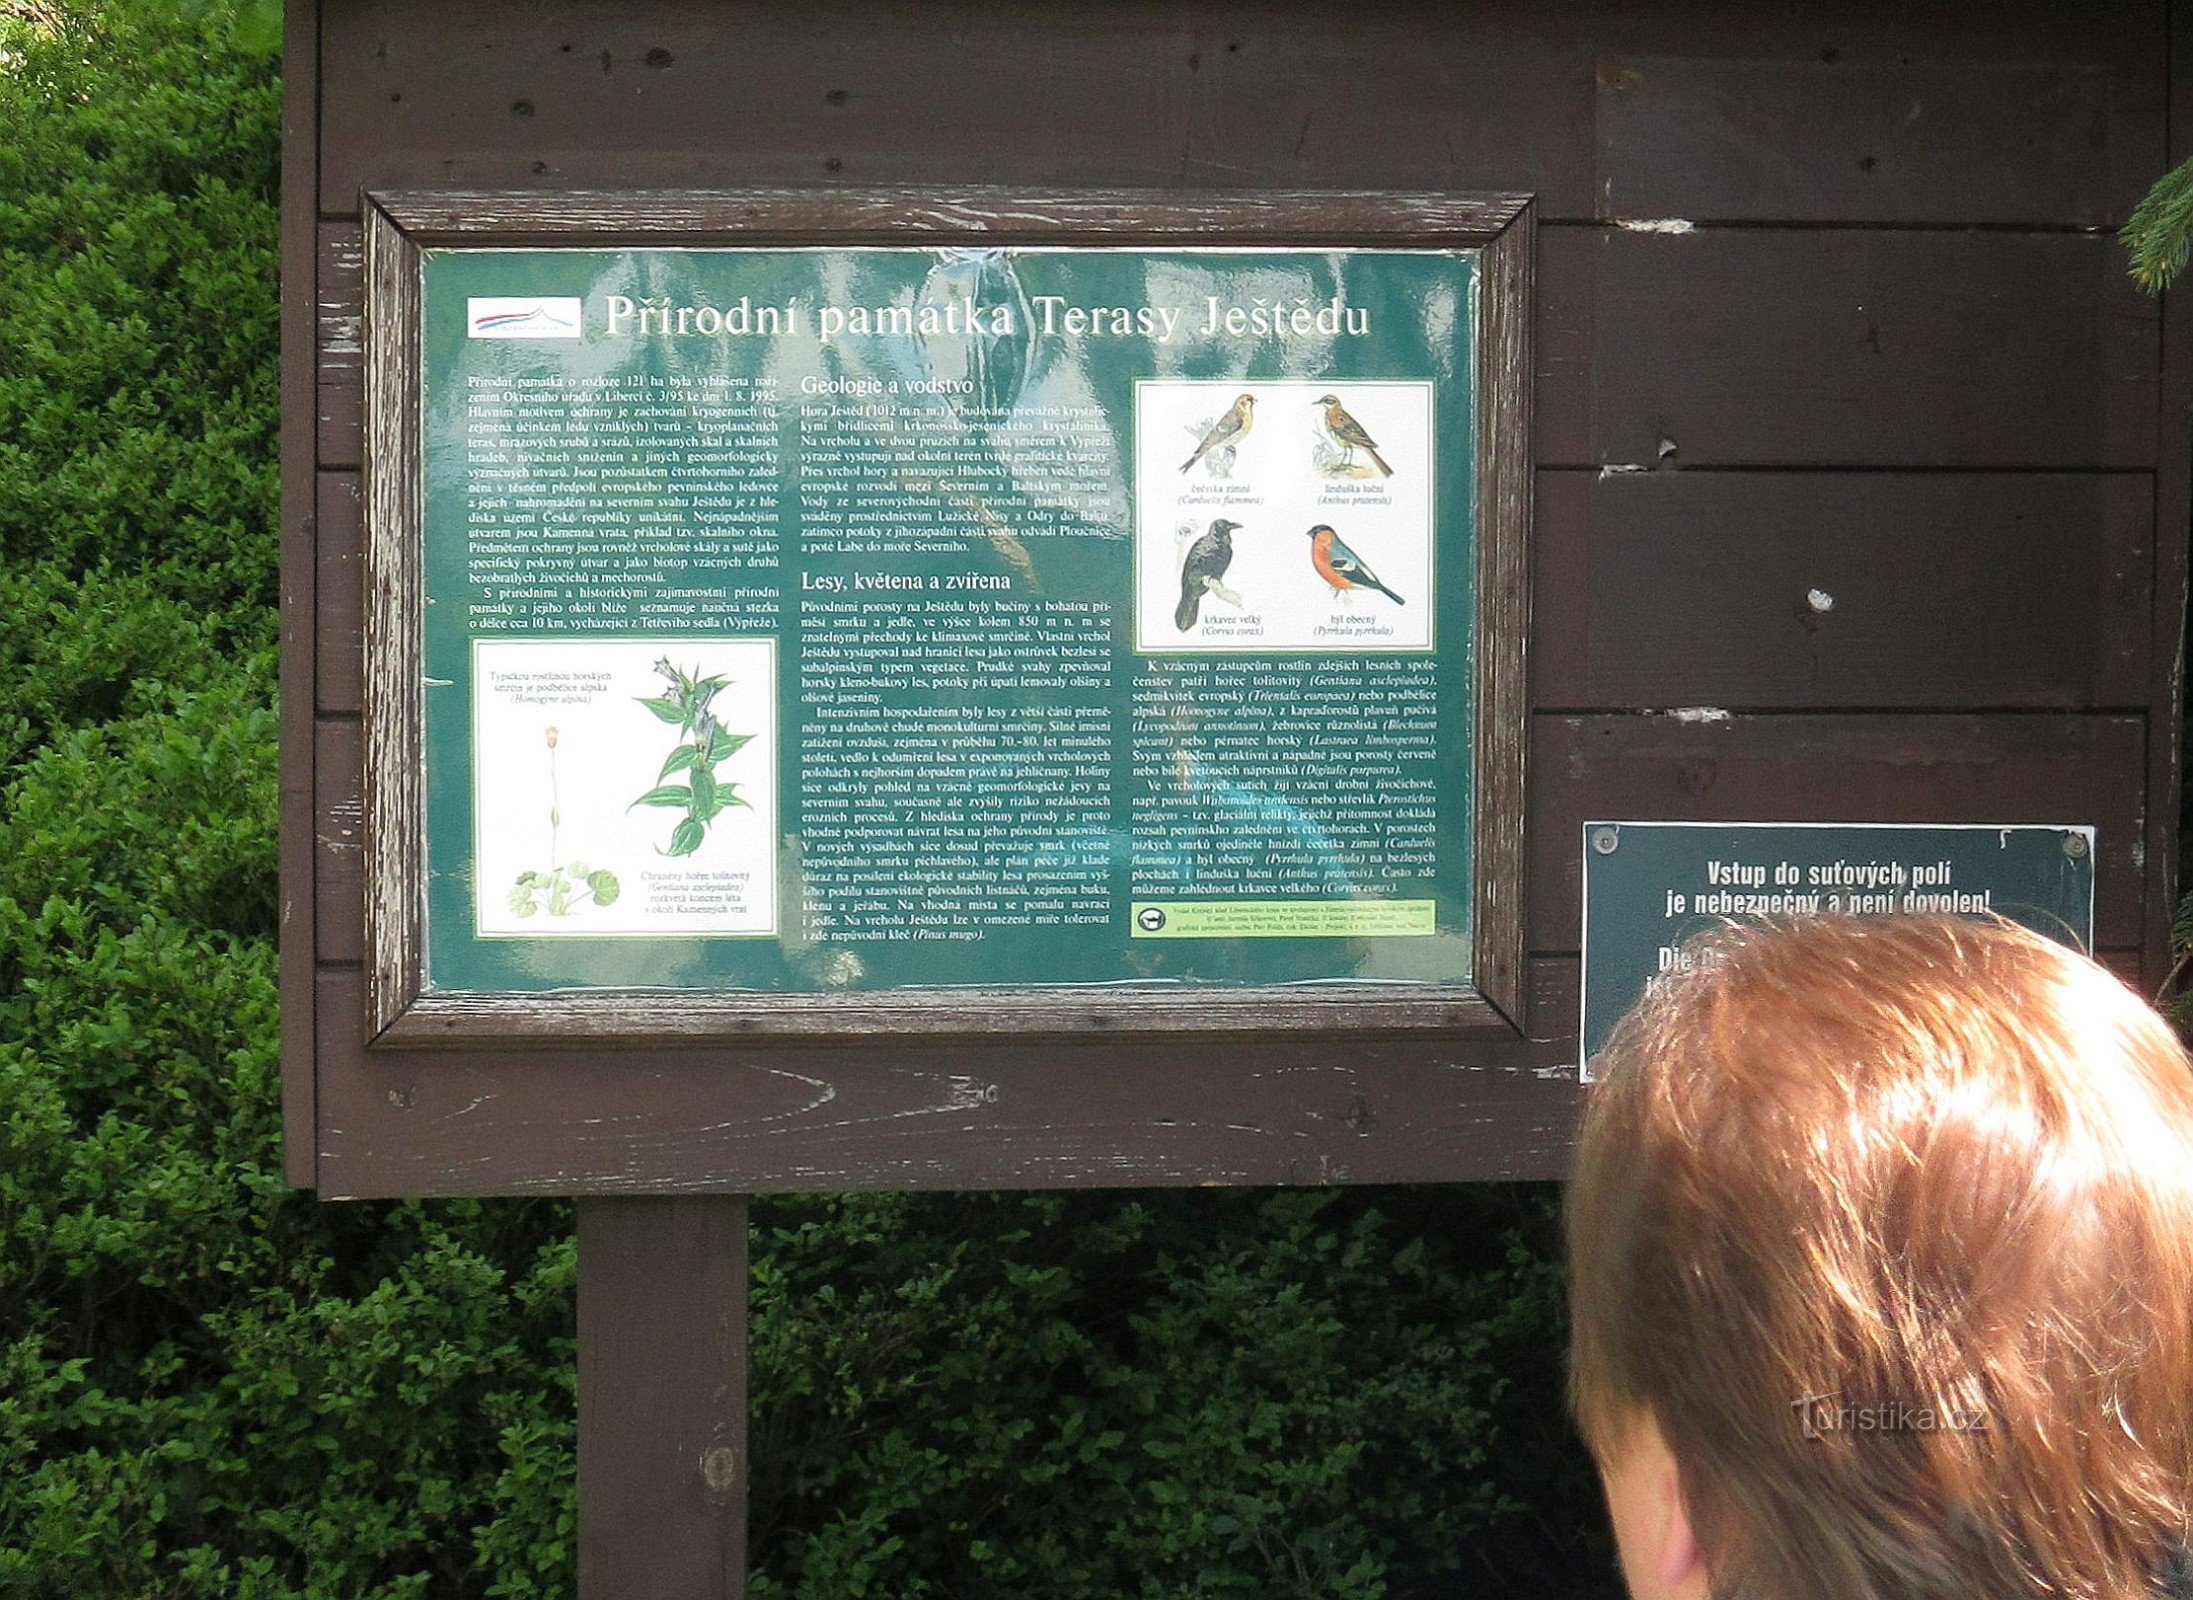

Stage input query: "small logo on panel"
[
  {"left": 1136, "top": 906, "right": 1168, "bottom": 932},
  {"left": 466, "top": 297, "right": 582, "bottom": 339}
]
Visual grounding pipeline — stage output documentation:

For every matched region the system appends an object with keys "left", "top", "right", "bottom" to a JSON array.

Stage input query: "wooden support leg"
[{"left": 578, "top": 1195, "right": 749, "bottom": 1600}]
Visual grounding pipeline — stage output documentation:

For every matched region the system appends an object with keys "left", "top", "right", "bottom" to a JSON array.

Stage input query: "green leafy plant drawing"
[
  {"left": 631, "top": 658, "right": 752, "bottom": 856},
  {"left": 508, "top": 725, "right": 620, "bottom": 916}
]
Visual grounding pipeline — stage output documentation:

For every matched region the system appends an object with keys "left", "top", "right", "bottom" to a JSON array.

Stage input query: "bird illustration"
[
  {"left": 1175, "top": 517, "right": 1242, "bottom": 630},
  {"left": 1307, "top": 523, "right": 1405, "bottom": 605},
  {"left": 1179, "top": 393, "right": 1256, "bottom": 474},
  {"left": 1314, "top": 394, "right": 1393, "bottom": 476}
]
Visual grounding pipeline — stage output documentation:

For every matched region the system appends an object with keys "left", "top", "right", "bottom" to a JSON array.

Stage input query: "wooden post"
[{"left": 578, "top": 1196, "right": 749, "bottom": 1599}]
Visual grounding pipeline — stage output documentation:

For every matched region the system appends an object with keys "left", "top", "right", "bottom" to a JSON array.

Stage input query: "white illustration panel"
[
  {"left": 472, "top": 637, "right": 778, "bottom": 937},
  {"left": 1132, "top": 379, "right": 1436, "bottom": 653}
]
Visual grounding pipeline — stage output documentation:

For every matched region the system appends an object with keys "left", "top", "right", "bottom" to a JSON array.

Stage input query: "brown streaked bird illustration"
[
  {"left": 1179, "top": 393, "right": 1256, "bottom": 474},
  {"left": 1314, "top": 393, "right": 1393, "bottom": 476}
]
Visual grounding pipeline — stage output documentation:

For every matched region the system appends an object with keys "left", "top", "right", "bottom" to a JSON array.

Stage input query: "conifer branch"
[{"left": 2124, "top": 153, "right": 2193, "bottom": 293}]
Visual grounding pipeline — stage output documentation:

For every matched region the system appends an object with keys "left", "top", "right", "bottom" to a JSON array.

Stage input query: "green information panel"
[
  {"left": 418, "top": 246, "right": 1478, "bottom": 996},
  {"left": 1579, "top": 821, "right": 2097, "bottom": 1071}
]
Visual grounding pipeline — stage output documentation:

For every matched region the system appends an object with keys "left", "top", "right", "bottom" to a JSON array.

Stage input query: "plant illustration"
[
  {"left": 631, "top": 657, "right": 752, "bottom": 856},
  {"left": 508, "top": 725, "right": 621, "bottom": 916}
]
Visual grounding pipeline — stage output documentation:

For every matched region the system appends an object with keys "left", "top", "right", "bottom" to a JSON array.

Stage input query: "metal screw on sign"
[
  {"left": 2062, "top": 833, "right": 2089, "bottom": 861},
  {"left": 1591, "top": 827, "right": 1620, "bottom": 856}
]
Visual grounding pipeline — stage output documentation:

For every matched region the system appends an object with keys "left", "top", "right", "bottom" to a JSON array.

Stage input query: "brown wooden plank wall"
[{"left": 288, "top": 0, "right": 2185, "bottom": 1195}]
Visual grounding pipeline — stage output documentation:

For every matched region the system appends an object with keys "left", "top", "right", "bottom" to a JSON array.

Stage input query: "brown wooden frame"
[{"left": 363, "top": 187, "right": 1534, "bottom": 1046}]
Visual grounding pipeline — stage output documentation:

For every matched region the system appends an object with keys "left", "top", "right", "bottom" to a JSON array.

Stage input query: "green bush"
[
  {"left": 0, "top": 5, "right": 280, "bottom": 626},
  {"left": 0, "top": 3, "right": 1611, "bottom": 1596},
  {"left": 743, "top": 1186, "right": 1583, "bottom": 1600}
]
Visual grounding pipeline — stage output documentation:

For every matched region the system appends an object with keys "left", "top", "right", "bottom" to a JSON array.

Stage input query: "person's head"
[{"left": 1567, "top": 915, "right": 2193, "bottom": 1600}]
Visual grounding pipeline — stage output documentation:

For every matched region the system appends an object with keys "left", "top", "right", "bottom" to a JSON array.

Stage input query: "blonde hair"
[{"left": 1567, "top": 916, "right": 2193, "bottom": 1600}]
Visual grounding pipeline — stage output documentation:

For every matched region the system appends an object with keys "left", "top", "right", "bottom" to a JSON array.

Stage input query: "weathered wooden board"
[
  {"left": 314, "top": 472, "right": 362, "bottom": 713},
  {"left": 1581, "top": 228, "right": 2159, "bottom": 469},
  {"left": 1532, "top": 471, "right": 2154, "bottom": 710},
  {"left": 314, "top": 717, "right": 363, "bottom": 967},
  {"left": 311, "top": 965, "right": 1583, "bottom": 1198},
  {"left": 1527, "top": 714, "right": 2147, "bottom": 952},
  {"left": 278, "top": 0, "right": 323, "bottom": 1188},
  {"left": 313, "top": 0, "right": 2160, "bottom": 227},
  {"left": 318, "top": 0, "right": 1587, "bottom": 217},
  {"left": 1535, "top": 224, "right": 1595, "bottom": 466},
  {"left": 304, "top": 928, "right": 2149, "bottom": 1198},
  {"left": 317, "top": 226, "right": 363, "bottom": 470},
  {"left": 2145, "top": 17, "right": 2193, "bottom": 969},
  {"left": 1595, "top": 52, "right": 2161, "bottom": 225},
  {"left": 578, "top": 1197, "right": 748, "bottom": 1600}
]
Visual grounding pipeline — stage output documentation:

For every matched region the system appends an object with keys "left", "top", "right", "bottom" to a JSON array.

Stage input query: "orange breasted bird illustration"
[
  {"left": 1307, "top": 523, "right": 1405, "bottom": 606},
  {"left": 1313, "top": 393, "right": 1393, "bottom": 476},
  {"left": 1179, "top": 393, "right": 1256, "bottom": 474},
  {"left": 1175, "top": 517, "right": 1241, "bottom": 630}
]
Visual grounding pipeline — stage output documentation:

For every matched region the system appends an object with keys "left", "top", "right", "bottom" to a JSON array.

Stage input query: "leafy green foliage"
[
  {"left": 0, "top": 0, "right": 282, "bottom": 625},
  {"left": 2124, "top": 153, "right": 2193, "bottom": 293},
  {"left": 744, "top": 1185, "right": 1605, "bottom": 1600},
  {"left": 0, "top": 9, "right": 585, "bottom": 1596},
  {"left": 0, "top": 4, "right": 1614, "bottom": 1597},
  {"left": 632, "top": 658, "right": 751, "bottom": 855},
  {"left": 0, "top": 643, "right": 588, "bottom": 1598}
]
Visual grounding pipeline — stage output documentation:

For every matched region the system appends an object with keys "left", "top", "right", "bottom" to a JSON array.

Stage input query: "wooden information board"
[
  {"left": 283, "top": 11, "right": 2189, "bottom": 1594},
  {"left": 363, "top": 191, "right": 1534, "bottom": 1045}
]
